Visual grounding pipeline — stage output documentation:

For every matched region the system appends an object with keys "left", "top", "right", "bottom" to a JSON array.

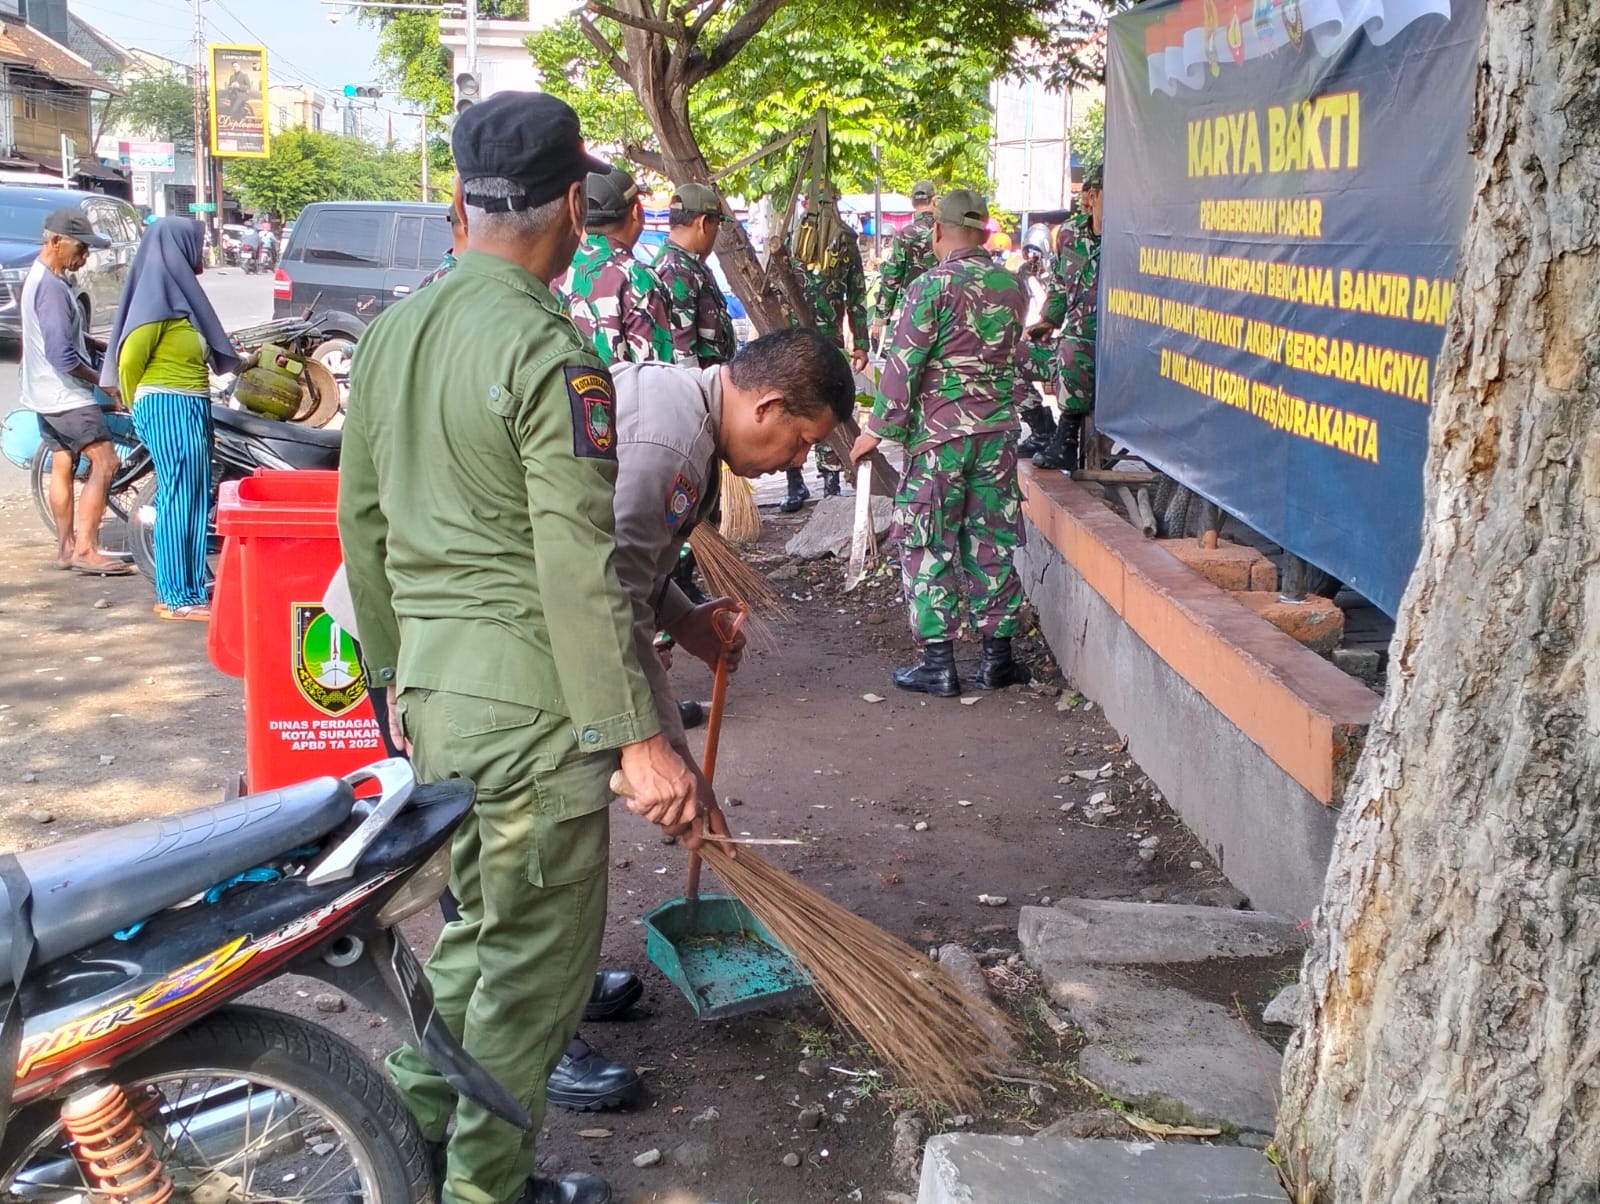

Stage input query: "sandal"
[
  {"left": 70, "top": 558, "right": 134, "bottom": 576},
  {"left": 154, "top": 603, "right": 211, "bottom": 622}
]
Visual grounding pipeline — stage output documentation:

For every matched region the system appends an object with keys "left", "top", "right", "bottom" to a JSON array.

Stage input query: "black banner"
[{"left": 1097, "top": 0, "right": 1483, "bottom": 615}]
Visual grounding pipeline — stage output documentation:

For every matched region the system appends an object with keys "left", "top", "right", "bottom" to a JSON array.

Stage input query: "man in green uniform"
[
  {"left": 560, "top": 165, "right": 676, "bottom": 365},
  {"left": 851, "top": 189, "right": 1030, "bottom": 698},
  {"left": 338, "top": 92, "right": 703, "bottom": 1204},
  {"left": 1030, "top": 165, "right": 1102, "bottom": 471},
  {"left": 652, "top": 183, "right": 737, "bottom": 367},
  {"left": 782, "top": 186, "right": 869, "bottom": 511},
  {"left": 872, "top": 178, "right": 938, "bottom": 343}
]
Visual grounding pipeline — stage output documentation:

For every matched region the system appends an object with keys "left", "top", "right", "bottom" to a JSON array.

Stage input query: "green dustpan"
[{"left": 644, "top": 894, "right": 813, "bottom": 1020}]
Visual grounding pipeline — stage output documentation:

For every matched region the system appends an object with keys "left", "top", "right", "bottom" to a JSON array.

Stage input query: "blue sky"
[{"left": 70, "top": 0, "right": 421, "bottom": 138}]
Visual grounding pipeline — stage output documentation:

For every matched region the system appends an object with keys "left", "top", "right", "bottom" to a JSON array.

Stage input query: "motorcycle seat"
[
  {"left": 211, "top": 405, "right": 344, "bottom": 449},
  {"left": 0, "top": 776, "right": 355, "bottom": 989}
]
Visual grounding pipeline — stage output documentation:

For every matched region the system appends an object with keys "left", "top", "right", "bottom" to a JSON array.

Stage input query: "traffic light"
[
  {"left": 454, "top": 72, "right": 480, "bottom": 115},
  {"left": 343, "top": 85, "right": 381, "bottom": 98}
]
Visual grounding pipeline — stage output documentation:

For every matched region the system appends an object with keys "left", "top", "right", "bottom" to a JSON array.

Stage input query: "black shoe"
[
  {"left": 1032, "top": 413, "right": 1082, "bottom": 471},
  {"left": 517, "top": 1174, "right": 613, "bottom": 1204},
  {"left": 892, "top": 640, "right": 960, "bottom": 698},
  {"left": 821, "top": 469, "right": 842, "bottom": 497},
  {"left": 1016, "top": 406, "right": 1057, "bottom": 458},
  {"left": 779, "top": 468, "right": 811, "bottom": 513},
  {"left": 677, "top": 699, "right": 706, "bottom": 730},
  {"left": 973, "top": 635, "right": 1031, "bottom": 690},
  {"left": 545, "top": 1038, "right": 643, "bottom": 1112},
  {"left": 671, "top": 547, "right": 708, "bottom": 605},
  {"left": 583, "top": 969, "right": 643, "bottom": 1021}
]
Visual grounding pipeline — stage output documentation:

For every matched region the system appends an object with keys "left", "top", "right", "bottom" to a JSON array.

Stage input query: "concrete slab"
[
  {"left": 917, "top": 1134, "right": 1286, "bottom": 1204},
  {"left": 1156, "top": 538, "right": 1277, "bottom": 592},
  {"left": 1032, "top": 963, "right": 1283, "bottom": 1133},
  {"left": 784, "top": 494, "right": 894, "bottom": 560},
  {"left": 1018, "top": 899, "right": 1304, "bottom": 965}
]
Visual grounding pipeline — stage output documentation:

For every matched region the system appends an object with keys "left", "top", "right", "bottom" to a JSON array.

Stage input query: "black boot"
[
  {"left": 893, "top": 640, "right": 960, "bottom": 697},
  {"left": 1016, "top": 405, "right": 1057, "bottom": 458},
  {"left": 779, "top": 468, "right": 810, "bottom": 513},
  {"left": 973, "top": 635, "right": 1031, "bottom": 690},
  {"left": 546, "top": 1035, "right": 644, "bottom": 1111},
  {"left": 821, "top": 469, "right": 842, "bottom": 497},
  {"left": 671, "top": 545, "right": 707, "bottom": 605},
  {"left": 1032, "top": 412, "right": 1082, "bottom": 471},
  {"left": 677, "top": 699, "right": 705, "bottom": 730}
]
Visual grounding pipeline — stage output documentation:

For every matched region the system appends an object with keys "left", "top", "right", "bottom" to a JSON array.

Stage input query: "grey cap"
[
  {"left": 670, "top": 182, "right": 729, "bottom": 220},
  {"left": 42, "top": 206, "right": 107, "bottom": 247},
  {"left": 586, "top": 165, "right": 640, "bottom": 224},
  {"left": 934, "top": 189, "right": 989, "bottom": 231},
  {"left": 910, "top": 179, "right": 936, "bottom": 203}
]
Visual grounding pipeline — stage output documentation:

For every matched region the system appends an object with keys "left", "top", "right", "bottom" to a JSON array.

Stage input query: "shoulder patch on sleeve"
[
  {"left": 564, "top": 364, "right": 617, "bottom": 459},
  {"left": 666, "top": 472, "right": 699, "bottom": 527}
]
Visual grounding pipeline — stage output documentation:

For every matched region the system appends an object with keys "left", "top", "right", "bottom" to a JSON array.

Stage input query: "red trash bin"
[{"left": 209, "top": 469, "right": 386, "bottom": 793}]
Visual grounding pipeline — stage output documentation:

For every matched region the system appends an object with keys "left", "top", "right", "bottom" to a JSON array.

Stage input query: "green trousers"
[
  {"left": 894, "top": 432, "right": 1025, "bottom": 642},
  {"left": 386, "top": 689, "right": 612, "bottom": 1204}
]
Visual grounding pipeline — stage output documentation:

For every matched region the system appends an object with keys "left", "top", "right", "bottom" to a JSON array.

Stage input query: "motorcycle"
[
  {"left": 0, "top": 759, "right": 527, "bottom": 1201},
  {"left": 241, "top": 245, "right": 260, "bottom": 276}
]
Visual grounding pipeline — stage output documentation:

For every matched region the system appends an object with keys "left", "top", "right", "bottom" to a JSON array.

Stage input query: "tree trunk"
[{"left": 1278, "top": 5, "right": 1600, "bottom": 1200}]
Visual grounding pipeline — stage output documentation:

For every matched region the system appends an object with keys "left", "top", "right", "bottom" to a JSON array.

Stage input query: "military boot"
[
  {"left": 892, "top": 640, "right": 960, "bottom": 697},
  {"left": 1016, "top": 405, "right": 1057, "bottom": 458},
  {"left": 1032, "top": 412, "right": 1082, "bottom": 471},
  {"left": 779, "top": 468, "right": 810, "bottom": 513},
  {"left": 973, "top": 635, "right": 1031, "bottom": 689},
  {"left": 821, "top": 469, "right": 842, "bottom": 497}
]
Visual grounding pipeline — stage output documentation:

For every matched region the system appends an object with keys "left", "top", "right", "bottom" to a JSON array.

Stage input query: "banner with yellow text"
[
  {"left": 1098, "top": 0, "right": 1483, "bottom": 615},
  {"left": 208, "top": 44, "right": 270, "bottom": 159}
]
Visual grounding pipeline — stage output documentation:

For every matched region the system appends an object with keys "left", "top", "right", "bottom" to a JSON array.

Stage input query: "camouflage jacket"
[
  {"left": 1039, "top": 213, "right": 1100, "bottom": 349},
  {"left": 417, "top": 251, "right": 457, "bottom": 290},
  {"left": 560, "top": 233, "right": 676, "bottom": 366},
  {"left": 799, "top": 228, "right": 868, "bottom": 351},
  {"left": 875, "top": 211, "right": 938, "bottom": 322},
  {"left": 867, "top": 246, "right": 1027, "bottom": 454},
  {"left": 652, "top": 241, "right": 737, "bottom": 367}
]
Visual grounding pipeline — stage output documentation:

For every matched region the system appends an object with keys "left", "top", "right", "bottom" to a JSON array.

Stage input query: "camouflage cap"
[
  {"left": 1081, "top": 163, "right": 1104, "bottom": 191},
  {"left": 586, "top": 165, "right": 640, "bottom": 223},
  {"left": 910, "top": 179, "right": 936, "bottom": 203},
  {"left": 934, "top": 189, "right": 989, "bottom": 231},
  {"left": 670, "top": 182, "right": 729, "bottom": 221}
]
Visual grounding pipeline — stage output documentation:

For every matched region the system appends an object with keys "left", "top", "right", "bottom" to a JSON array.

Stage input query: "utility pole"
[
  {"left": 191, "top": 0, "right": 209, "bottom": 242},
  {"left": 419, "top": 112, "right": 428, "bottom": 201},
  {"left": 465, "top": 0, "right": 478, "bottom": 81}
]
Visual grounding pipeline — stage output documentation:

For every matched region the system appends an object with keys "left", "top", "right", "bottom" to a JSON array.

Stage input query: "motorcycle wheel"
[
  {"left": 30, "top": 445, "right": 148, "bottom": 558},
  {"left": 129, "top": 475, "right": 158, "bottom": 582},
  {"left": 0, "top": 1005, "right": 432, "bottom": 1204}
]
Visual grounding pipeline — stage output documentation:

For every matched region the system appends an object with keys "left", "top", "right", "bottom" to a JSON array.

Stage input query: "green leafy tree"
[
  {"left": 1067, "top": 98, "right": 1105, "bottom": 175},
  {"left": 225, "top": 129, "right": 421, "bottom": 219},
  {"left": 100, "top": 71, "right": 196, "bottom": 148}
]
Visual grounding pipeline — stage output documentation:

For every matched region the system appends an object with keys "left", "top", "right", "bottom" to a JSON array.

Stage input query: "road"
[{"left": 0, "top": 265, "right": 273, "bottom": 498}]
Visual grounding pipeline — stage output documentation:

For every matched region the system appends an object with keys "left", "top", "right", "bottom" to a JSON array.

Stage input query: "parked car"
[
  {"left": 272, "top": 200, "right": 452, "bottom": 344},
  {"left": 0, "top": 186, "right": 142, "bottom": 341}
]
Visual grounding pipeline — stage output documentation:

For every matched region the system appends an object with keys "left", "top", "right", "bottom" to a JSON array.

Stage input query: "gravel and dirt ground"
[{"left": 0, "top": 471, "right": 1269, "bottom": 1203}]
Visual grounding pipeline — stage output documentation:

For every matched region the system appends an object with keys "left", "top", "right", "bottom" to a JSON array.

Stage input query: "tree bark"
[{"left": 1278, "top": 4, "right": 1600, "bottom": 1200}]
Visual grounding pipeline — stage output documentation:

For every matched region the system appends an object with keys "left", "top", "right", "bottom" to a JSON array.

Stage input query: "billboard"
[
  {"left": 117, "top": 140, "right": 175, "bottom": 173},
  {"left": 208, "top": 43, "right": 270, "bottom": 159},
  {"left": 1096, "top": 0, "right": 1483, "bottom": 615}
]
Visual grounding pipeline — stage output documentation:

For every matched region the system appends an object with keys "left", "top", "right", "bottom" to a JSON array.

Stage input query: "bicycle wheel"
[{"left": 0, "top": 1006, "right": 432, "bottom": 1204}]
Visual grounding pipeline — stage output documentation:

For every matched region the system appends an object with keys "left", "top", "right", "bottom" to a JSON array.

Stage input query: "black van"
[{"left": 272, "top": 199, "right": 452, "bottom": 339}]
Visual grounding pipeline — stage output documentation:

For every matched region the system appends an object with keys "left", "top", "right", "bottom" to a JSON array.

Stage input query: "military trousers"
[
  {"left": 893, "top": 432, "right": 1026, "bottom": 643},
  {"left": 385, "top": 688, "right": 612, "bottom": 1204},
  {"left": 1054, "top": 333, "right": 1097, "bottom": 414}
]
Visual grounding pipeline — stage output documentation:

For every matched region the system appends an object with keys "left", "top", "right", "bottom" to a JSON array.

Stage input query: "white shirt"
[{"left": 19, "top": 259, "right": 95, "bottom": 416}]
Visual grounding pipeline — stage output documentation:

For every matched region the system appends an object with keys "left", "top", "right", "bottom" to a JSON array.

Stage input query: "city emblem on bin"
[{"left": 292, "top": 603, "right": 368, "bottom": 717}]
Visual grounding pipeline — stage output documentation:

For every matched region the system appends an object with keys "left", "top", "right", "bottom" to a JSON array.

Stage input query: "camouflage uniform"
[
  {"left": 560, "top": 232, "right": 676, "bottom": 366},
  {"left": 1038, "top": 211, "right": 1100, "bottom": 414},
  {"left": 801, "top": 229, "right": 868, "bottom": 474},
  {"left": 875, "top": 211, "right": 938, "bottom": 324},
  {"left": 652, "top": 242, "right": 737, "bottom": 367},
  {"left": 867, "top": 245, "right": 1027, "bottom": 643},
  {"left": 417, "top": 250, "right": 457, "bottom": 289}
]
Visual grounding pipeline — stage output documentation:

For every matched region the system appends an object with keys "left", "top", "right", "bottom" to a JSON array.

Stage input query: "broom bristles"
[
  {"left": 719, "top": 466, "right": 762, "bottom": 545},
  {"left": 701, "top": 844, "right": 1015, "bottom": 1111},
  {"left": 687, "top": 526, "right": 791, "bottom": 649}
]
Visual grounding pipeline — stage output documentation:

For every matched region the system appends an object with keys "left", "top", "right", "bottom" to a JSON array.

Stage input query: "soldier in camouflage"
[
  {"left": 1011, "top": 222, "right": 1058, "bottom": 455},
  {"left": 560, "top": 165, "right": 676, "bottom": 366},
  {"left": 1031, "top": 165, "right": 1102, "bottom": 470},
  {"left": 418, "top": 205, "right": 465, "bottom": 289},
  {"left": 851, "top": 189, "right": 1031, "bottom": 698},
  {"left": 872, "top": 178, "right": 939, "bottom": 341},
  {"left": 782, "top": 186, "right": 870, "bottom": 511},
  {"left": 653, "top": 183, "right": 737, "bottom": 367}
]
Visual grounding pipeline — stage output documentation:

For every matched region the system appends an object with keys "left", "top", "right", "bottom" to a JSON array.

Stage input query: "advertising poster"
[
  {"left": 208, "top": 43, "right": 270, "bottom": 159},
  {"left": 1097, "top": 0, "right": 1484, "bottom": 615}
]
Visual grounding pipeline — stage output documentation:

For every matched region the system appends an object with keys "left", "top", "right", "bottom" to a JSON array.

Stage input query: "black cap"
[
  {"left": 586, "top": 165, "right": 640, "bottom": 225},
  {"left": 43, "top": 206, "right": 107, "bottom": 247},
  {"left": 1081, "top": 163, "right": 1104, "bottom": 191},
  {"left": 452, "top": 92, "right": 609, "bottom": 212}
]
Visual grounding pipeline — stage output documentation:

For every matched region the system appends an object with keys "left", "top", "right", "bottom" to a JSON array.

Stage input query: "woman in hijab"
[{"left": 100, "top": 218, "right": 240, "bottom": 621}]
